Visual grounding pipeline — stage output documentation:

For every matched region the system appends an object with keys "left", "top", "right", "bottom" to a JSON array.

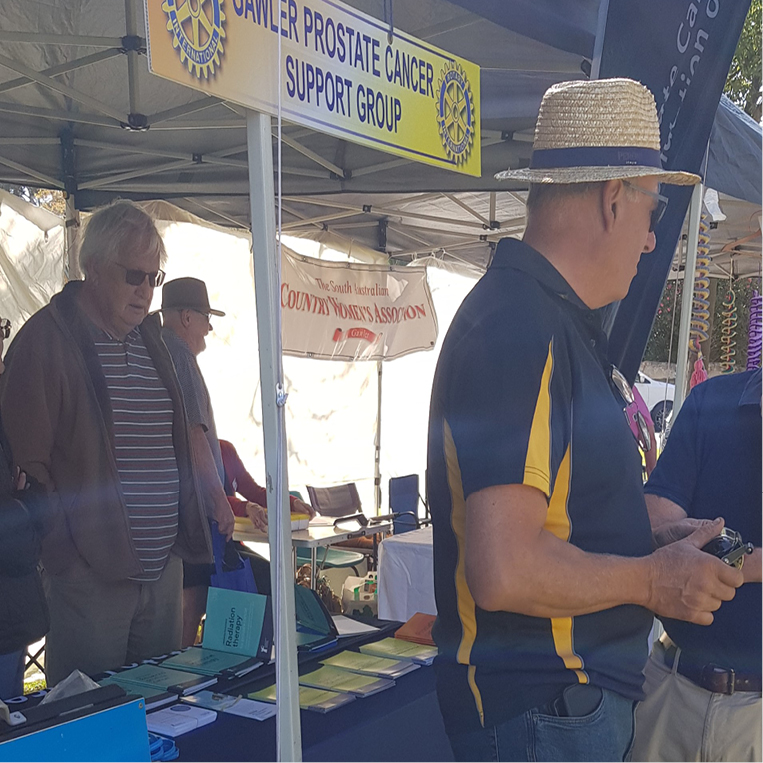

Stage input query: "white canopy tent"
[{"left": 0, "top": 1, "right": 759, "bottom": 757}]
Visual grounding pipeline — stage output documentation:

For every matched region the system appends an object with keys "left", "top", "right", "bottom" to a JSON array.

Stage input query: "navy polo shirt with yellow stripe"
[{"left": 427, "top": 238, "right": 654, "bottom": 732}]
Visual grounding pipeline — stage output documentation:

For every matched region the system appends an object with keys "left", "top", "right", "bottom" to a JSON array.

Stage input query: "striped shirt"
[{"left": 92, "top": 325, "right": 180, "bottom": 582}]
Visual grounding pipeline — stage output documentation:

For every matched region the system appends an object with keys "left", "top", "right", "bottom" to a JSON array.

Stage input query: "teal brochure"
[
  {"left": 203, "top": 588, "right": 273, "bottom": 660},
  {"left": 161, "top": 647, "right": 261, "bottom": 677},
  {"left": 108, "top": 664, "right": 217, "bottom": 695},
  {"left": 294, "top": 585, "right": 339, "bottom": 652}
]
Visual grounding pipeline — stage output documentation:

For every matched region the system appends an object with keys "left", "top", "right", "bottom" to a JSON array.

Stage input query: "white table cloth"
[{"left": 378, "top": 526, "right": 437, "bottom": 622}]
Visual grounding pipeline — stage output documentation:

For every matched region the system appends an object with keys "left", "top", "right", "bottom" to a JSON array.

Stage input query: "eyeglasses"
[
  {"left": 622, "top": 181, "right": 669, "bottom": 232},
  {"left": 610, "top": 365, "right": 652, "bottom": 453},
  {"left": 0, "top": 318, "right": 10, "bottom": 339},
  {"left": 113, "top": 262, "right": 166, "bottom": 288},
  {"left": 192, "top": 309, "right": 212, "bottom": 322}
]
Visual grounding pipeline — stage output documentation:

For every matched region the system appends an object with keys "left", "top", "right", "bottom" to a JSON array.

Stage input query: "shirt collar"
[
  {"left": 491, "top": 237, "right": 591, "bottom": 313},
  {"left": 739, "top": 368, "right": 762, "bottom": 407},
  {"left": 85, "top": 316, "right": 140, "bottom": 345}
]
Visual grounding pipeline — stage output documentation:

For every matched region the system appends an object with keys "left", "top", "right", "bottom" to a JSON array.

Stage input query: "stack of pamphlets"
[
  {"left": 321, "top": 650, "right": 420, "bottom": 679},
  {"left": 98, "top": 676, "right": 177, "bottom": 711},
  {"left": 161, "top": 648, "right": 261, "bottom": 679},
  {"left": 249, "top": 684, "right": 356, "bottom": 714},
  {"left": 394, "top": 612, "right": 436, "bottom": 646},
  {"left": 181, "top": 690, "right": 277, "bottom": 720},
  {"left": 297, "top": 664, "right": 394, "bottom": 697},
  {"left": 359, "top": 637, "right": 438, "bottom": 666},
  {"left": 98, "top": 664, "right": 217, "bottom": 697}
]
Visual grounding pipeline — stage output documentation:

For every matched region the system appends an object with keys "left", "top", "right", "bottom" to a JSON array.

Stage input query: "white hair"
[{"left": 78, "top": 200, "right": 166, "bottom": 278}]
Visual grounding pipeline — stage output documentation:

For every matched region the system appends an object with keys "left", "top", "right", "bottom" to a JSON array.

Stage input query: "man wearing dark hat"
[
  {"left": 161, "top": 277, "right": 235, "bottom": 646},
  {"left": 427, "top": 78, "right": 743, "bottom": 761}
]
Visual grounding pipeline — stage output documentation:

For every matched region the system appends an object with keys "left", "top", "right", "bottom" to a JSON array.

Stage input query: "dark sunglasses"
[
  {"left": 0, "top": 318, "right": 10, "bottom": 339},
  {"left": 622, "top": 180, "right": 669, "bottom": 232},
  {"left": 113, "top": 262, "right": 166, "bottom": 288},
  {"left": 610, "top": 365, "right": 652, "bottom": 453}
]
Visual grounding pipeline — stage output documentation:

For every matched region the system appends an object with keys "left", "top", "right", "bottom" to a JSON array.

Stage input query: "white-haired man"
[
  {"left": 427, "top": 78, "right": 743, "bottom": 762},
  {"left": 0, "top": 201, "right": 211, "bottom": 685}
]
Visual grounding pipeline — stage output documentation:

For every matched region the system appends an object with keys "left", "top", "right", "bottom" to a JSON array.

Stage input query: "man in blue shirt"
[
  {"left": 633, "top": 369, "right": 761, "bottom": 761},
  {"left": 427, "top": 78, "right": 744, "bottom": 762}
]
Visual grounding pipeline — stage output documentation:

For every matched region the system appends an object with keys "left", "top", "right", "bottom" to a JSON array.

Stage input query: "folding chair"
[
  {"left": 295, "top": 483, "right": 367, "bottom": 574},
  {"left": 389, "top": 474, "right": 430, "bottom": 534}
]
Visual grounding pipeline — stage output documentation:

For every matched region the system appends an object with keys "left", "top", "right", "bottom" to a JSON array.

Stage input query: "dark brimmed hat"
[
  {"left": 161, "top": 277, "right": 225, "bottom": 317},
  {"left": 495, "top": 78, "right": 700, "bottom": 186}
]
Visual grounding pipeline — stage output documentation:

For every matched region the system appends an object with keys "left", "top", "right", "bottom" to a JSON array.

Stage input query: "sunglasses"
[
  {"left": 622, "top": 180, "right": 669, "bottom": 232},
  {"left": 0, "top": 318, "right": 10, "bottom": 339},
  {"left": 113, "top": 262, "right": 166, "bottom": 288},
  {"left": 610, "top": 366, "right": 652, "bottom": 453}
]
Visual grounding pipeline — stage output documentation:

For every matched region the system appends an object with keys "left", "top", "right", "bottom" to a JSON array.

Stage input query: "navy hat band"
[{"left": 530, "top": 146, "right": 663, "bottom": 170}]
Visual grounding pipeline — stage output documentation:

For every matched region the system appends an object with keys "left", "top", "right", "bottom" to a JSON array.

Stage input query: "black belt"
[{"left": 662, "top": 643, "right": 761, "bottom": 695}]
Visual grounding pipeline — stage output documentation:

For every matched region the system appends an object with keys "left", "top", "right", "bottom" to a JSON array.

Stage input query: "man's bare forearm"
[
  {"left": 467, "top": 526, "right": 651, "bottom": 617},
  {"left": 466, "top": 484, "right": 741, "bottom": 626}
]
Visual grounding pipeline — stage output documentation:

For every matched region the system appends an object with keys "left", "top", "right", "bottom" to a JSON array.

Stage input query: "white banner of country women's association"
[{"left": 281, "top": 249, "right": 437, "bottom": 361}]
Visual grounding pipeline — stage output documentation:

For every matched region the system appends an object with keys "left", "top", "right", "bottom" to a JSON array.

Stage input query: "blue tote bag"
[{"left": 208, "top": 520, "right": 258, "bottom": 593}]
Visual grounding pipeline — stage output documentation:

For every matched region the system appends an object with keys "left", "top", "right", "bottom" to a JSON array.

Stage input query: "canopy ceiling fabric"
[{"left": 0, "top": 0, "right": 758, "bottom": 276}]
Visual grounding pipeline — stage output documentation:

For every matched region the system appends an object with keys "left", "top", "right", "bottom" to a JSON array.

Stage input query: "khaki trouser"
[
  {"left": 44, "top": 553, "right": 182, "bottom": 686},
  {"left": 632, "top": 640, "right": 762, "bottom": 762}
]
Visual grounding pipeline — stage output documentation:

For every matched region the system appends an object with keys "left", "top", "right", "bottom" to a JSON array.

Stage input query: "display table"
[
  {"left": 377, "top": 526, "right": 437, "bottom": 622},
  {"left": 236, "top": 518, "right": 393, "bottom": 588},
  {"left": 1, "top": 622, "right": 453, "bottom": 763},
  {"left": 177, "top": 660, "right": 452, "bottom": 762},
  {"left": 174, "top": 621, "right": 451, "bottom": 762}
]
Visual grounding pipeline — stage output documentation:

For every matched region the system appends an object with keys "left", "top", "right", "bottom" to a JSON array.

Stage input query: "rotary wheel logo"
[
  {"left": 436, "top": 62, "right": 475, "bottom": 165},
  {"left": 162, "top": 0, "right": 226, "bottom": 79}
]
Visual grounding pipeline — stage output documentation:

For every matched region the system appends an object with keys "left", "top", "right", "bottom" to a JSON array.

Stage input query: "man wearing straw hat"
[{"left": 427, "top": 78, "right": 743, "bottom": 762}]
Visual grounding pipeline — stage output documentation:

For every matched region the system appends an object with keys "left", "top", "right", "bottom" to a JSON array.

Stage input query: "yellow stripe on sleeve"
[
  {"left": 544, "top": 442, "right": 588, "bottom": 683},
  {"left": 523, "top": 340, "right": 555, "bottom": 496},
  {"left": 443, "top": 418, "right": 485, "bottom": 726}
]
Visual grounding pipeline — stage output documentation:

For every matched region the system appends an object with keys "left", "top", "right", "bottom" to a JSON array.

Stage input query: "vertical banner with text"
[
  {"left": 144, "top": 0, "right": 481, "bottom": 175},
  {"left": 281, "top": 250, "right": 437, "bottom": 360},
  {"left": 600, "top": 0, "right": 751, "bottom": 382}
]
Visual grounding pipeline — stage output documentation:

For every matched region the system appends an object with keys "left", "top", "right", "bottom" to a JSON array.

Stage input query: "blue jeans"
[{"left": 447, "top": 688, "right": 637, "bottom": 762}]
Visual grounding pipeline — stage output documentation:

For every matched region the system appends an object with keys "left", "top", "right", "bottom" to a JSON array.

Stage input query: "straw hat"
[{"left": 495, "top": 78, "right": 700, "bottom": 186}]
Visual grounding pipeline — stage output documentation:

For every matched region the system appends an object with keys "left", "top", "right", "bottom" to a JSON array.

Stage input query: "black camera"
[{"left": 701, "top": 527, "right": 754, "bottom": 569}]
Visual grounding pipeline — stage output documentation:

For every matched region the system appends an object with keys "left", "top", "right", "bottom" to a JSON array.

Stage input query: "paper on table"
[
  {"left": 298, "top": 665, "right": 394, "bottom": 696},
  {"left": 321, "top": 650, "right": 419, "bottom": 679},
  {"left": 332, "top": 615, "right": 380, "bottom": 637},
  {"left": 249, "top": 684, "right": 356, "bottom": 713},
  {"left": 309, "top": 515, "right": 335, "bottom": 526},
  {"left": 181, "top": 690, "right": 277, "bottom": 720}
]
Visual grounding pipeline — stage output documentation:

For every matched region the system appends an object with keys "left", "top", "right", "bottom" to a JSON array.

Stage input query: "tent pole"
[
  {"left": 374, "top": 360, "right": 383, "bottom": 515},
  {"left": 673, "top": 182, "right": 704, "bottom": 420},
  {"left": 246, "top": 108, "right": 302, "bottom": 762},
  {"left": 124, "top": 0, "right": 141, "bottom": 116},
  {"left": 65, "top": 194, "right": 81, "bottom": 283},
  {"left": 590, "top": 0, "right": 610, "bottom": 79}
]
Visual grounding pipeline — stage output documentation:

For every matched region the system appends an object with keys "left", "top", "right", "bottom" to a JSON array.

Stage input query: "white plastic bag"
[
  {"left": 341, "top": 572, "right": 378, "bottom": 616},
  {"left": 39, "top": 669, "right": 100, "bottom": 704}
]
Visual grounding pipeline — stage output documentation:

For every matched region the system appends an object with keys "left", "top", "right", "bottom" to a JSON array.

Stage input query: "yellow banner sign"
[{"left": 144, "top": 0, "right": 481, "bottom": 175}]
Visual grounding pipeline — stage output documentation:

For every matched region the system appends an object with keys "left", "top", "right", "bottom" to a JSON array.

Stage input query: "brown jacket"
[{"left": 0, "top": 281, "right": 212, "bottom": 580}]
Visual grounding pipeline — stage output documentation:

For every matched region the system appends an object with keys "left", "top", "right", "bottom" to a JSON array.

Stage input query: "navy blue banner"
[{"left": 600, "top": 0, "right": 751, "bottom": 383}]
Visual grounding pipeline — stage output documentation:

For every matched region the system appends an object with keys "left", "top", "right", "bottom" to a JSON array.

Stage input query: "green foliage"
[
  {"left": 644, "top": 276, "right": 762, "bottom": 368},
  {"left": 724, "top": 0, "right": 762, "bottom": 120}
]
